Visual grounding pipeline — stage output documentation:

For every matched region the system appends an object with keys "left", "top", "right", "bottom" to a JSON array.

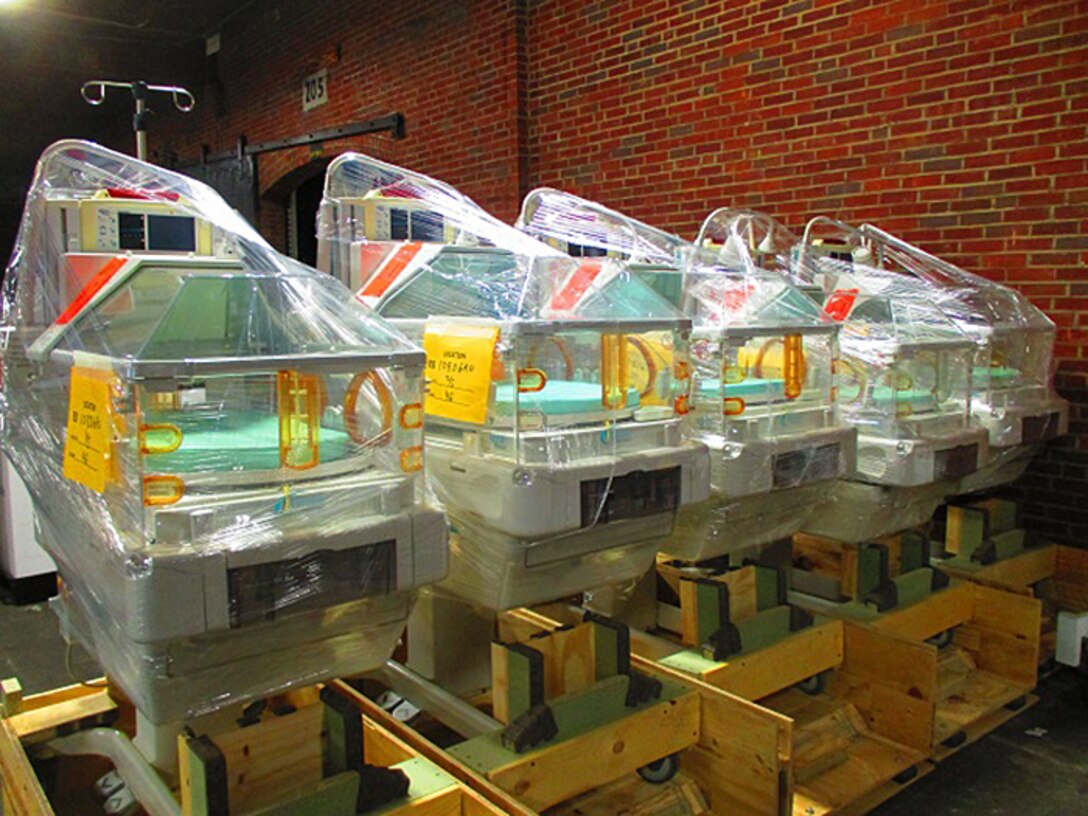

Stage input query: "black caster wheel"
[
  {"left": 893, "top": 766, "right": 919, "bottom": 785},
  {"left": 927, "top": 629, "right": 953, "bottom": 649},
  {"left": 798, "top": 671, "right": 827, "bottom": 696},
  {"left": 638, "top": 753, "right": 680, "bottom": 784}
]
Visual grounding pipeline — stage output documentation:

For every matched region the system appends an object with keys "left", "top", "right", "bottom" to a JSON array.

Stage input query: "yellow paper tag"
[
  {"left": 423, "top": 323, "right": 500, "bottom": 425},
  {"left": 63, "top": 367, "right": 113, "bottom": 493}
]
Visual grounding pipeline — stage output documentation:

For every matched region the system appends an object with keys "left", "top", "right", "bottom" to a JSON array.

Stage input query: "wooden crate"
[
  {"left": 935, "top": 543, "right": 1088, "bottom": 664},
  {"left": 841, "top": 581, "right": 1042, "bottom": 760},
  {"left": 502, "top": 605, "right": 935, "bottom": 816},
  {"left": 0, "top": 680, "right": 506, "bottom": 816}
]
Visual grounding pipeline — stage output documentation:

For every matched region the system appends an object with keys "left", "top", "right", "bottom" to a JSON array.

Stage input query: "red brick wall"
[
  {"left": 157, "top": 0, "right": 527, "bottom": 246},
  {"left": 524, "top": 0, "right": 1088, "bottom": 545},
  {"left": 152, "top": 0, "right": 1087, "bottom": 544}
]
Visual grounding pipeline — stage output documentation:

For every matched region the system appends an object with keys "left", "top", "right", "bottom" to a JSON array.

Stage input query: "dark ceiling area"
[
  {"left": 0, "top": 1, "right": 258, "bottom": 261},
  {"left": 0, "top": 0, "right": 254, "bottom": 45}
]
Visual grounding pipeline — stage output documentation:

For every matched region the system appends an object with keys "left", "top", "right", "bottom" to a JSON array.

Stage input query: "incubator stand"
[
  {"left": 517, "top": 194, "right": 855, "bottom": 558},
  {"left": 0, "top": 141, "right": 448, "bottom": 729},
  {"left": 791, "top": 217, "right": 990, "bottom": 542},
  {"left": 854, "top": 224, "right": 1068, "bottom": 493},
  {"left": 317, "top": 154, "right": 708, "bottom": 611}
]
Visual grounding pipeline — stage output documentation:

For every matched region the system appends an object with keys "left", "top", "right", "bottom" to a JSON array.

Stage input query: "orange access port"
[
  {"left": 723, "top": 396, "right": 746, "bottom": 416},
  {"left": 399, "top": 403, "right": 423, "bottom": 429},
  {"left": 139, "top": 423, "right": 182, "bottom": 455},
  {"left": 143, "top": 475, "right": 184, "bottom": 506},
  {"left": 400, "top": 446, "right": 423, "bottom": 473},
  {"left": 517, "top": 368, "right": 547, "bottom": 393}
]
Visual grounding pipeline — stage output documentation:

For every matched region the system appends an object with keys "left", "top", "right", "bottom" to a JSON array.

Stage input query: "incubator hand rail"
[{"left": 857, "top": 223, "right": 969, "bottom": 283}]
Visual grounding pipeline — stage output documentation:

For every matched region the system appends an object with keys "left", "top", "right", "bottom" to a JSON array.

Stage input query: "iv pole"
[{"left": 81, "top": 80, "right": 195, "bottom": 161}]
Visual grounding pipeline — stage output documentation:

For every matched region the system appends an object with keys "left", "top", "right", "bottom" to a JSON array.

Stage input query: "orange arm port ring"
[
  {"left": 344, "top": 370, "right": 394, "bottom": 447},
  {"left": 626, "top": 336, "right": 659, "bottom": 400},
  {"left": 527, "top": 337, "right": 575, "bottom": 379}
]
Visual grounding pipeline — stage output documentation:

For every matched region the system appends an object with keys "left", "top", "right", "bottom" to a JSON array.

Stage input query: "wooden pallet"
[
  {"left": 0, "top": 680, "right": 506, "bottom": 816},
  {"left": 503, "top": 605, "right": 934, "bottom": 816}
]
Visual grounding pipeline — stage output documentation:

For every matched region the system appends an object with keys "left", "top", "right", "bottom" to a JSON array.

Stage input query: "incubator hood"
[
  {"left": 796, "top": 220, "right": 1068, "bottom": 493},
  {"left": 317, "top": 153, "right": 709, "bottom": 610},
  {"left": 0, "top": 141, "right": 448, "bottom": 724},
  {"left": 517, "top": 193, "right": 855, "bottom": 559}
]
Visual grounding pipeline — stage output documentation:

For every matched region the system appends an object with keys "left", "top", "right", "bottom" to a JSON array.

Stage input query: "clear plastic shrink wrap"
[
  {"left": 518, "top": 195, "right": 855, "bottom": 559},
  {"left": 796, "top": 220, "right": 1068, "bottom": 495},
  {"left": 317, "top": 155, "right": 709, "bottom": 609},
  {"left": 789, "top": 216, "right": 992, "bottom": 541},
  {"left": 0, "top": 141, "right": 448, "bottom": 724}
]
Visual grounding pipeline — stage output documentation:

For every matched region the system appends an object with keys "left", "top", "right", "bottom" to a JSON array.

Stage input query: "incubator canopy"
[
  {"left": 516, "top": 192, "right": 854, "bottom": 560},
  {"left": 0, "top": 141, "right": 447, "bottom": 722},
  {"left": 793, "top": 219, "right": 1067, "bottom": 454},
  {"left": 318, "top": 154, "right": 709, "bottom": 610}
]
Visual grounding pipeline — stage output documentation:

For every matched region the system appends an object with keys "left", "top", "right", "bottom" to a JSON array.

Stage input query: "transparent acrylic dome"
[
  {"left": 318, "top": 154, "right": 709, "bottom": 608},
  {"left": 517, "top": 193, "right": 855, "bottom": 558},
  {"left": 0, "top": 141, "right": 447, "bottom": 722},
  {"left": 793, "top": 216, "right": 988, "bottom": 487}
]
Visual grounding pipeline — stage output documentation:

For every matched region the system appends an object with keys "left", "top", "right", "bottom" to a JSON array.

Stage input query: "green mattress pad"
[
  {"left": 494, "top": 380, "right": 640, "bottom": 415},
  {"left": 141, "top": 411, "right": 351, "bottom": 472},
  {"left": 973, "top": 365, "right": 1020, "bottom": 387},
  {"left": 696, "top": 377, "right": 786, "bottom": 402},
  {"left": 869, "top": 385, "right": 938, "bottom": 408}
]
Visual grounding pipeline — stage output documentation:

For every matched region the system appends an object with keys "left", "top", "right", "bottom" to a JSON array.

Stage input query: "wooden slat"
[
  {"left": 0, "top": 717, "right": 53, "bottom": 816},
  {"left": 939, "top": 545, "right": 1057, "bottom": 593},
  {"left": 330, "top": 681, "right": 537, "bottom": 816},
  {"left": 1055, "top": 545, "right": 1088, "bottom": 611},
  {"left": 398, "top": 787, "right": 462, "bottom": 816},
  {"left": 7, "top": 687, "right": 116, "bottom": 744},
  {"left": 525, "top": 624, "right": 596, "bottom": 700},
  {"left": 485, "top": 692, "right": 700, "bottom": 812},
  {"left": 964, "top": 584, "right": 1042, "bottom": 689},
  {"left": 700, "top": 620, "right": 843, "bottom": 702},
  {"left": 211, "top": 702, "right": 325, "bottom": 813},
  {"left": 833, "top": 622, "right": 937, "bottom": 753},
  {"left": 872, "top": 583, "right": 973, "bottom": 641},
  {"left": 548, "top": 773, "right": 709, "bottom": 815},
  {"left": 793, "top": 535, "right": 853, "bottom": 597}
]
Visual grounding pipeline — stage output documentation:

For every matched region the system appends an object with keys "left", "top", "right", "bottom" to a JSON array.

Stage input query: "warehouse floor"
[{"left": 0, "top": 597, "right": 1085, "bottom": 814}]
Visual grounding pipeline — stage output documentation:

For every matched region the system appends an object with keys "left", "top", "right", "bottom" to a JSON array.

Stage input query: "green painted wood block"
[
  {"left": 893, "top": 568, "right": 937, "bottom": 607},
  {"left": 992, "top": 528, "right": 1027, "bottom": 561},
  {"left": 899, "top": 530, "right": 927, "bottom": 574},
  {"left": 249, "top": 772, "right": 359, "bottom": 816},
  {"left": 856, "top": 545, "right": 886, "bottom": 600},
  {"left": 693, "top": 581, "right": 724, "bottom": 645},
  {"left": 734, "top": 606, "right": 793, "bottom": 654},
  {"left": 754, "top": 565, "right": 781, "bottom": 611},
  {"left": 451, "top": 676, "right": 689, "bottom": 775}
]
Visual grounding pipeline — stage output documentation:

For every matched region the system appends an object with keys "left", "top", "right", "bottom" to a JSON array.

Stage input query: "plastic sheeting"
[
  {"left": 0, "top": 141, "right": 448, "bottom": 723},
  {"left": 812, "top": 221, "right": 1067, "bottom": 454},
  {"left": 317, "top": 154, "right": 709, "bottom": 608},
  {"left": 518, "top": 196, "right": 855, "bottom": 558}
]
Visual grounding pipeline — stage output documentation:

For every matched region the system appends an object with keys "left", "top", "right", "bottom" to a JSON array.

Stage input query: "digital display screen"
[
  {"left": 114, "top": 212, "right": 197, "bottom": 252},
  {"left": 147, "top": 214, "right": 197, "bottom": 252},
  {"left": 390, "top": 208, "right": 410, "bottom": 240},
  {"left": 411, "top": 211, "right": 445, "bottom": 241},
  {"left": 118, "top": 212, "right": 146, "bottom": 250}
]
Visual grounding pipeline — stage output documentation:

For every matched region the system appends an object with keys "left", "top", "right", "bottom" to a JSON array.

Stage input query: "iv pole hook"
[{"left": 81, "top": 79, "right": 195, "bottom": 161}]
